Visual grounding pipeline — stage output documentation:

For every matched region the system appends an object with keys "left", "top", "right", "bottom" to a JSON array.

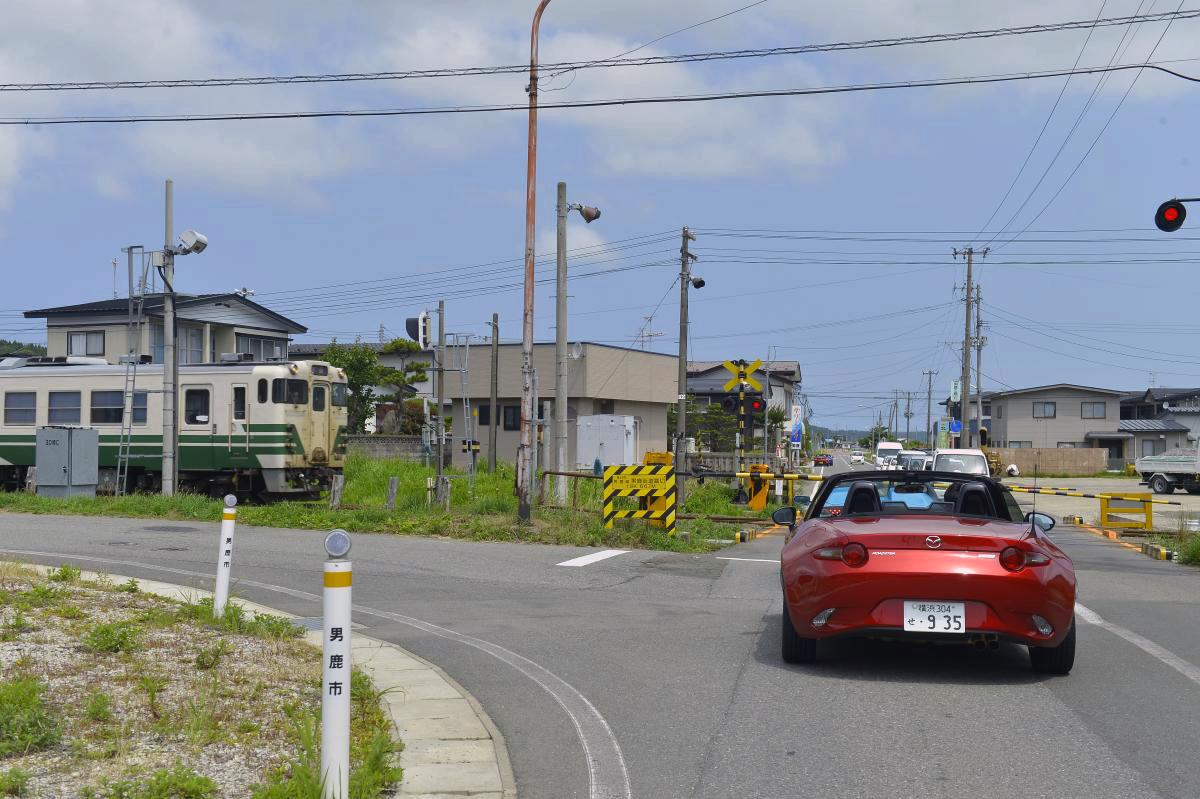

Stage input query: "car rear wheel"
[
  {"left": 1150, "top": 474, "right": 1173, "bottom": 494},
  {"left": 1029, "top": 618, "right": 1075, "bottom": 675},
  {"left": 781, "top": 597, "right": 817, "bottom": 664}
]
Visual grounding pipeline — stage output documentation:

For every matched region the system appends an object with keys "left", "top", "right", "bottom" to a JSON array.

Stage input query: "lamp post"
[
  {"left": 517, "top": 0, "right": 554, "bottom": 523},
  {"left": 555, "top": 181, "right": 600, "bottom": 503}
]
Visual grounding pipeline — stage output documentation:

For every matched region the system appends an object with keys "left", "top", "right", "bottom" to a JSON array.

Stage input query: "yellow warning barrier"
[
  {"left": 603, "top": 464, "right": 676, "bottom": 535},
  {"left": 1100, "top": 493, "right": 1153, "bottom": 532}
]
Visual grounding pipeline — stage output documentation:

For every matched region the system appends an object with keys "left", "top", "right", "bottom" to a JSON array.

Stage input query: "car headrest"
[
  {"left": 954, "top": 482, "right": 995, "bottom": 517},
  {"left": 845, "top": 481, "right": 881, "bottom": 515}
]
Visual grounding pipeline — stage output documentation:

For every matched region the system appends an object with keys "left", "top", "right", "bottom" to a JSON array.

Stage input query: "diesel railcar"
[{"left": 0, "top": 357, "right": 348, "bottom": 498}]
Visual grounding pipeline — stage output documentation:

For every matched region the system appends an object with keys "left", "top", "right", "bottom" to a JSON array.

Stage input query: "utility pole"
[
  {"left": 974, "top": 284, "right": 986, "bottom": 447},
  {"left": 923, "top": 369, "right": 937, "bottom": 448},
  {"left": 952, "top": 246, "right": 986, "bottom": 447},
  {"left": 904, "top": 392, "right": 913, "bottom": 444},
  {"left": 675, "top": 227, "right": 697, "bottom": 504},
  {"left": 489, "top": 313, "right": 499, "bottom": 473},
  {"left": 161, "top": 179, "right": 177, "bottom": 497},
  {"left": 436, "top": 300, "right": 445, "bottom": 480},
  {"left": 555, "top": 182, "right": 569, "bottom": 503}
]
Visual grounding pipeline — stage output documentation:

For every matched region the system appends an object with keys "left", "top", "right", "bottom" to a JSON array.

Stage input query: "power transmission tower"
[
  {"left": 923, "top": 369, "right": 937, "bottom": 448},
  {"left": 953, "top": 246, "right": 987, "bottom": 446}
]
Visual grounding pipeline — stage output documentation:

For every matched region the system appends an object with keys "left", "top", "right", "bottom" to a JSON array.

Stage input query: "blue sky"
[{"left": 0, "top": 1, "right": 1196, "bottom": 428}]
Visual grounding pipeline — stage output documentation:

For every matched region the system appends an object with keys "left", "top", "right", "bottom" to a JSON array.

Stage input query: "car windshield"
[
  {"left": 813, "top": 475, "right": 1018, "bottom": 521},
  {"left": 934, "top": 454, "right": 988, "bottom": 475}
]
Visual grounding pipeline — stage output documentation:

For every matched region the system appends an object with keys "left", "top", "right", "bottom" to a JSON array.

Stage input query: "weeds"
[
  {"left": 0, "top": 677, "right": 60, "bottom": 757},
  {"left": 194, "top": 641, "right": 228, "bottom": 671},
  {"left": 84, "top": 621, "right": 142, "bottom": 653},
  {"left": 138, "top": 675, "right": 168, "bottom": 720},
  {"left": 117, "top": 578, "right": 140, "bottom": 594},
  {"left": 0, "top": 768, "right": 30, "bottom": 797},
  {"left": 2, "top": 608, "right": 31, "bottom": 640},
  {"left": 1180, "top": 534, "right": 1200, "bottom": 566},
  {"left": 85, "top": 691, "right": 113, "bottom": 723},
  {"left": 48, "top": 564, "right": 81, "bottom": 583},
  {"left": 177, "top": 598, "right": 302, "bottom": 640},
  {"left": 21, "top": 583, "right": 62, "bottom": 607},
  {"left": 95, "top": 764, "right": 217, "bottom": 799}
]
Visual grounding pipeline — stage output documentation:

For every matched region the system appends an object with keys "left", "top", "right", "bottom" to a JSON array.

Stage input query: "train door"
[
  {"left": 228, "top": 383, "right": 253, "bottom": 468},
  {"left": 311, "top": 382, "right": 331, "bottom": 462},
  {"left": 181, "top": 383, "right": 215, "bottom": 471}
]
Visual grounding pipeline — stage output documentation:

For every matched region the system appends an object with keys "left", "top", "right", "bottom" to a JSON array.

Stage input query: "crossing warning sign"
[
  {"left": 722, "top": 358, "right": 762, "bottom": 392},
  {"left": 602, "top": 464, "right": 676, "bottom": 535}
]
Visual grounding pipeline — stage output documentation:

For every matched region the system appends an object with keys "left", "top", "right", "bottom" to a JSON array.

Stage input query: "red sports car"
[
  {"left": 813, "top": 454, "right": 834, "bottom": 467},
  {"left": 773, "top": 471, "right": 1076, "bottom": 674}
]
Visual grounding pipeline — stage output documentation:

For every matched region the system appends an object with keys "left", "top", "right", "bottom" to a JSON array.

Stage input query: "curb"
[
  {"left": 1078, "top": 525, "right": 1182, "bottom": 563},
  {"left": 1139, "top": 542, "right": 1178, "bottom": 562},
  {"left": 22, "top": 563, "right": 517, "bottom": 799}
]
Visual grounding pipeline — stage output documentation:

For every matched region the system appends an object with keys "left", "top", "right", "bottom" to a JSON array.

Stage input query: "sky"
[{"left": 0, "top": 0, "right": 1197, "bottom": 430}]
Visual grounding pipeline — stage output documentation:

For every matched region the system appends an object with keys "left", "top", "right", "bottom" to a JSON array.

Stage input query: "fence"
[{"left": 691, "top": 452, "right": 787, "bottom": 474}]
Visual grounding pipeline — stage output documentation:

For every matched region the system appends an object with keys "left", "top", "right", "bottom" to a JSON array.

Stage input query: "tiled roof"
[{"left": 1119, "top": 419, "right": 1190, "bottom": 432}]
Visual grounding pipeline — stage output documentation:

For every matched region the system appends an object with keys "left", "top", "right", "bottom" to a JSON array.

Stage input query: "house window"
[
  {"left": 90, "top": 391, "right": 124, "bottom": 424},
  {"left": 1009, "top": 441, "right": 1032, "bottom": 448},
  {"left": 184, "top": 389, "right": 210, "bottom": 425},
  {"left": 502, "top": 405, "right": 520, "bottom": 431},
  {"left": 68, "top": 331, "right": 105, "bottom": 357},
  {"left": 48, "top": 391, "right": 81, "bottom": 424},
  {"left": 271, "top": 378, "right": 308, "bottom": 405},
  {"left": 233, "top": 386, "right": 247, "bottom": 420},
  {"left": 1057, "top": 442, "right": 1084, "bottom": 448},
  {"left": 4, "top": 392, "right": 35, "bottom": 425},
  {"left": 236, "top": 334, "right": 286, "bottom": 361},
  {"left": 1081, "top": 402, "right": 1106, "bottom": 419},
  {"left": 477, "top": 404, "right": 491, "bottom": 426},
  {"left": 180, "top": 328, "right": 204, "bottom": 364},
  {"left": 151, "top": 324, "right": 164, "bottom": 363},
  {"left": 257, "top": 379, "right": 268, "bottom": 403},
  {"left": 1142, "top": 439, "right": 1166, "bottom": 457},
  {"left": 1032, "top": 401, "right": 1056, "bottom": 419}
]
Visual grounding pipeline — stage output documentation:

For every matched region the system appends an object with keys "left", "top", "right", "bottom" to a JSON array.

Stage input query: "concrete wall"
[
  {"left": 991, "top": 388, "right": 1121, "bottom": 447},
  {"left": 345, "top": 434, "right": 449, "bottom": 465},
  {"left": 989, "top": 447, "right": 1107, "bottom": 476}
]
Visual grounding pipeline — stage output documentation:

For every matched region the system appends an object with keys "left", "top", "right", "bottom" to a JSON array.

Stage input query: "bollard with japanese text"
[
  {"left": 322, "top": 529, "right": 353, "bottom": 799},
  {"left": 213, "top": 494, "right": 237, "bottom": 618}
]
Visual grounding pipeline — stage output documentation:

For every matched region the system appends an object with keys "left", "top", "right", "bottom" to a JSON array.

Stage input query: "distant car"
[
  {"left": 814, "top": 454, "right": 834, "bottom": 467},
  {"left": 932, "top": 448, "right": 990, "bottom": 476},
  {"left": 850, "top": 450, "right": 865, "bottom": 465},
  {"left": 896, "top": 451, "right": 932, "bottom": 471},
  {"left": 771, "top": 471, "right": 1075, "bottom": 674}
]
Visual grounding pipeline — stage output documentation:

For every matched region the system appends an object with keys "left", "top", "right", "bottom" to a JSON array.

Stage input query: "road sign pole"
[
  {"left": 213, "top": 494, "right": 238, "bottom": 618},
  {"left": 321, "top": 532, "right": 353, "bottom": 799}
]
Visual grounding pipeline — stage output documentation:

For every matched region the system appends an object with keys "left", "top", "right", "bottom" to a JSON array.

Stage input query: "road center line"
[
  {"left": 716, "top": 556, "right": 780, "bottom": 564},
  {"left": 1, "top": 547, "right": 633, "bottom": 799},
  {"left": 1076, "top": 602, "right": 1200, "bottom": 687},
  {"left": 558, "top": 549, "right": 628, "bottom": 567}
]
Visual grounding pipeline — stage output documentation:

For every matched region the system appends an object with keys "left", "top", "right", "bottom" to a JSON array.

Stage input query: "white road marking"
[
  {"left": 1076, "top": 602, "right": 1200, "bottom": 687},
  {"left": 1, "top": 547, "right": 633, "bottom": 799},
  {"left": 557, "top": 549, "right": 628, "bottom": 567},
  {"left": 716, "top": 556, "right": 780, "bottom": 563}
]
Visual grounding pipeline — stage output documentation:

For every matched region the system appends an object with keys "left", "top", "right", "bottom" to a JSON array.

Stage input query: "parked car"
[{"left": 771, "top": 471, "right": 1075, "bottom": 674}]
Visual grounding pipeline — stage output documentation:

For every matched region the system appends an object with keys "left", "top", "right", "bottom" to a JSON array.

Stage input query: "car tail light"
[
  {"left": 841, "top": 542, "right": 868, "bottom": 567},
  {"left": 1000, "top": 546, "right": 1026, "bottom": 572}
]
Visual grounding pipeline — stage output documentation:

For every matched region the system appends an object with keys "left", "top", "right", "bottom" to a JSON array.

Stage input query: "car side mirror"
[
  {"left": 1025, "top": 511, "right": 1055, "bottom": 531},
  {"left": 772, "top": 506, "right": 797, "bottom": 528}
]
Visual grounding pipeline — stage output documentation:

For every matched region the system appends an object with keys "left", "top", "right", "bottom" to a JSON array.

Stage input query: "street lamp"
[
  {"left": 517, "top": 0, "right": 554, "bottom": 523},
  {"left": 555, "top": 182, "right": 601, "bottom": 503}
]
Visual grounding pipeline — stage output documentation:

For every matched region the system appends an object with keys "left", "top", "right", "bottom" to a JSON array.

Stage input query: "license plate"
[{"left": 903, "top": 601, "right": 965, "bottom": 634}]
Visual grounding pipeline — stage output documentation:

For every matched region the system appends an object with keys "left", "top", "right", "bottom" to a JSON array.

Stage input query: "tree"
[
  {"left": 767, "top": 407, "right": 788, "bottom": 442},
  {"left": 378, "top": 338, "right": 429, "bottom": 398},
  {"left": 324, "top": 338, "right": 435, "bottom": 434},
  {"left": 0, "top": 340, "right": 46, "bottom": 356}
]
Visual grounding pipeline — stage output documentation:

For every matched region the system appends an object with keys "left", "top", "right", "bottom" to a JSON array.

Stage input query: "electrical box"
[
  {"left": 36, "top": 426, "right": 98, "bottom": 498},
  {"left": 576, "top": 415, "right": 638, "bottom": 468}
]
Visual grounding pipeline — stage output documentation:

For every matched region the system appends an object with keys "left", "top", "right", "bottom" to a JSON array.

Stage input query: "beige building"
[{"left": 25, "top": 294, "right": 306, "bottom": 364}]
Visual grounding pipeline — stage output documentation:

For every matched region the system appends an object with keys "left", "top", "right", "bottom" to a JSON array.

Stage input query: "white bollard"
[
  {"left": 213, "top": 494, "right": 238, "bottom": 618},
  {"left": 321, "top": 529, "right": 353, "bottom": 799}
]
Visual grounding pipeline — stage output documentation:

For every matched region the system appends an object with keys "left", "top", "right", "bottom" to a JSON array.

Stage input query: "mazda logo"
[{"left": 925, "top": 535, "right": 942, "bottom": 549}]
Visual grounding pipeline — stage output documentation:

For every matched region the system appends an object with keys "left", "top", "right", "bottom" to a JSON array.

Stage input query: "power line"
[
  {"left": 5, "top": 8, "right": 1196, "bottom": 93},
  {"left": 1, "top": 61, "right": 1196, "bottom": 126}
]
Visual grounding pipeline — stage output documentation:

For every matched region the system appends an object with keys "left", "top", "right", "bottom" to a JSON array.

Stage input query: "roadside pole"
[
  {"left": 675, "top": 227, "right": 696, "bottom": 505},
  {"left": 554, "top": 182, "right": 569, "bottom": 503},
  {"left": 162, "top": 179, "right": 177, "bottom": 496},
  {"left": 213, "top": 494, "right": 237, "bottom": 617},
  {"left": 955, "top": 247, "right": 973, "bottom": 447},
  {"left": 923, "top": 369, "right": 936, "bottom": 448},
  {"left": 489, "top": 313, "right": 499, "bottom": 472},
  {"left": 321, "top": 530, "right": 353, "bottom": 799},
  {"left": 436, "top": 300, "right": 446, "bottom": 480}
]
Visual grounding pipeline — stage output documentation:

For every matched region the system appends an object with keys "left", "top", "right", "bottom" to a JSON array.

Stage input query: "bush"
[
  {"left": 48, "top": 564, "right": 81, "bottom": 583},
  {"left": 0, "top": 677, "right": 60, "bottom": 756},
  {"left": 85, "top": 691, "right": 113, "bottom": 722},
  {"left": 0, "top": 767, "right": 30, "bottom": 797},
  {"left": 1179, "top": 534, "right": 1200, "bottom": 566},
  {"left": 84, "top": 621, "right": 141, "bottom": 653}
]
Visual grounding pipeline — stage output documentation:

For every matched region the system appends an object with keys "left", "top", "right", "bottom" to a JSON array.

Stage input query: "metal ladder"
[{"left": 115, "top": 275, "right": 149, "bottom": 495}]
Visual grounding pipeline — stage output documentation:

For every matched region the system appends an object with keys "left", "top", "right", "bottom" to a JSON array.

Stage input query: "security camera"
[{"left": 179, "top": 230, "right": 208, "bottom": 254}]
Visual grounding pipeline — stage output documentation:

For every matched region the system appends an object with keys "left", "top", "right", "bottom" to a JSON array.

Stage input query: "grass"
[
  {"left": 84, "top": 691, "right": 113, "bottom": 723},
  {"left": 0, "top": 677, "right": 60, "bottom": 757},
  {"left": 0, "top": 768, "right": 30, "bottom": 797},
  {"left": 0, "top": 455, "right": 745, "bottom": 552},
  {"left": 84, "top": 621, "right": 142, "bottom": 653},
  {"left": 88, "top": 765, "right": 217, "bottom": 799}
]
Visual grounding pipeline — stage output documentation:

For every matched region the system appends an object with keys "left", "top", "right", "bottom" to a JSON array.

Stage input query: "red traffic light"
[
  {"left": 1155, "top": 199, "right": 1187, "bottom": 232},
  {"left": 748, "top": 398, "right": 764, "bottom": 412}
]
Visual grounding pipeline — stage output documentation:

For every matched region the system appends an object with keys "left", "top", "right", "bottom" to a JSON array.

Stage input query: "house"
[
  {"left": 687, "top": 360, "right": 801, "bottom": 423},
  {"left": 292, "top": 340, "right": 678, "bottom": 469},
  {"left": 25, "top": 294, "right": 306, "bottom": 364}
]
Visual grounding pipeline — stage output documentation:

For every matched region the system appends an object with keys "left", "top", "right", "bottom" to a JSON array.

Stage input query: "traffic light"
[
  {"left": 719, "top": 394, "right": 739, "bottom": 414},
  {"left": 743, "top": 395, "right": 766, "bottom": 426},
  {"left": 1156, "top": 199, "right": 1187, "bottom": 232}
]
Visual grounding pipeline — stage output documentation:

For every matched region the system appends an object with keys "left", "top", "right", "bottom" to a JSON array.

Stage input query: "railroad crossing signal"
[
  {"left": 1155, "top": 199, "right": 1188, "bottom": 232},
  {"left": 722, "top": 358, "right": 762, "bottom": 391}
]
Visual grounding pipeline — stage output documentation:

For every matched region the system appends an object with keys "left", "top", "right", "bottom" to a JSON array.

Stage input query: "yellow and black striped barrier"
[
  {"left": 1007, "top": 485, "right": 1182, "bottom": 506},
  {"left": 732, "top": 472, "right": 825, "bottom": 481},
  {"left": 603, "top": 464, "right": 676, "bottom": 535}
]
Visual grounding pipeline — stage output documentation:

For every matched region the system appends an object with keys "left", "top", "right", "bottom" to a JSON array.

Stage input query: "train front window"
[
  {"left": 272, "top": 378, "right": 309, "bottom": 405},
  {"left": 331, "top": 383, "right": 349, "bottom": 407},
  {"left": 313, "top": 386, "right": 326, "bottom": 412}
]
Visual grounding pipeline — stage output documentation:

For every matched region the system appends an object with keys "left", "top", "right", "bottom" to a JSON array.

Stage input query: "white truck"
[{"left": 1136, "top": 449, "right": 1200, "bottom": 494}]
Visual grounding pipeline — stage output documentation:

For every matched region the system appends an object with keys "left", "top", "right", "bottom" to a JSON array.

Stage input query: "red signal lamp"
[
  {"left": 748, "top": 397, "right": 765, "bottom": 412},
  {"left": 1155, "top": 199, "right": 1187, "bottom": 232}
]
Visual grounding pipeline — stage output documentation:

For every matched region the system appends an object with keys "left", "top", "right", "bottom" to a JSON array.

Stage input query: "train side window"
[
  {"left": 233, "top": 386, "right": 247, "bottom": 420},
  {"left": 313, "top": 386, "right": 326, "bottom": 412},
  {"left": 48, "top": 391, "right": 81, "bottom": 425},
  {"left": 257, "top": 379, "right": 268, "bottom": 403},
  {"left": 4, "top": 392, "right": 36, "bottom": 425},
  {"left": 90, "top": 390, "right": 123, "bottom": 424},
  {"left": 185, "top": 389, "right": 210, "bottom": 425},
  {"left": 132, "top": 392, "right": 147, "bottom": 425}
]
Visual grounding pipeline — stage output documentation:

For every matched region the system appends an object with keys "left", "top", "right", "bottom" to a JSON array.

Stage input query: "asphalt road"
[{"left": 3, "top": 476, "right": 1199, "bottom": 798}]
